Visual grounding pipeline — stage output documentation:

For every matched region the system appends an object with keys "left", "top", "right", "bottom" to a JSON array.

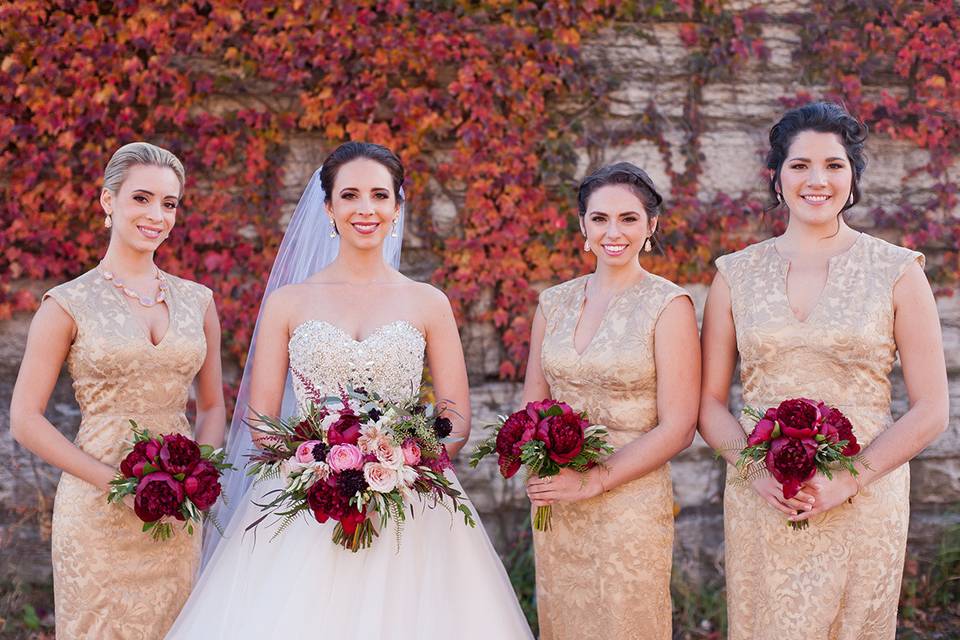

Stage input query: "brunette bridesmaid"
[
  {"left": 699, "top": 102, "right": 949, "bottom": 639},
  {"left": 10, "top": 142, "right": 226, "bottom": 639},
  {"left": 523, "top": 163, "right": 700, "bottom": 639}
]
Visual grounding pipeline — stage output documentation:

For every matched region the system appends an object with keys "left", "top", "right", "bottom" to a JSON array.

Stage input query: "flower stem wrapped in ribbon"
[
  {"left": 107, "top": 421, "right": 232, "bottom": 540},
  {"left": 735, "top": 398, "right": 864, "bottom": 531},
  {"left": 470, "top": 399, "right": 613, "bottom": 531}
]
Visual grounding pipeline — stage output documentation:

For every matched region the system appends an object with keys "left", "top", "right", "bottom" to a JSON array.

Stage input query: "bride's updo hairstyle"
[
  {"left": 766, "top": 101, "right": 868, "bottom": 213},
  {"left": 319, "top": 142, "right": 405, "bottom": 205},
  {"left": 577, "top": 161, "right": 664, "bottom": 247}
]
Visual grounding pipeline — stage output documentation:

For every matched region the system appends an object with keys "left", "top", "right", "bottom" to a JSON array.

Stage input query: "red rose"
[
  {"left": 134, "top": 472, "right": 185, "bottom": 522},
  {"left": 746, "top": 408, "right": 779, "bottom": 446},
  {"left": 536, "top": 411, "right": 586, "bottom": 464},
  {"left": 821, "top": 407, "right": 860, "bottom": 456},
  {"left": 776, "top": 398, "right": 820, "bottom": 439},
  {"left": 183, "top": 459, "right": 222, "bottom": 511},
  {"left": 307, "top": 477, "right": 347, "bottom": 524},
  {"left": 158, "top": 434, "right": 201, "bottom": 475},
  {"left": 119, "top": 440, "right": 160, "bottom": 478},
  {"left": 327, "top": 411, "right": 362, "bottom": 446},
  {"left": 765, "top": 437, "right": 818, "bottom": 500},
  {"left": 495, "top": 410, "right": 537, "bottom": 478}
]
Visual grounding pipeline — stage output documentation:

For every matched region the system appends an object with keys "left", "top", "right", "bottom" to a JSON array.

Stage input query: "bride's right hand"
[{"left": 750, "top": 475, "right": 815, "bottom": 516}]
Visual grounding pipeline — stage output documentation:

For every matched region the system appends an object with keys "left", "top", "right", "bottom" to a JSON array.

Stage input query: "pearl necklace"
[{"left": 98, "top": 264, "right": 168, "bottom": 308}]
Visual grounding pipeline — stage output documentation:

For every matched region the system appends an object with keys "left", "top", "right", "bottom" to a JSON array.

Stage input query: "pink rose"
[
  {"left": 372, "top": 436, "right": 404, "bottom": 468},
  {"left": 363, "top": 462, "right": 399, "bottom": 493},
  {"left": 401, "top": 438, "right": 421, "bottom": 466},
  {"left": 295, "top": 440, "right": 323, "bottom": 464},
  {"left": 326, "top": 444, "right": 364, "bottom": 472}
]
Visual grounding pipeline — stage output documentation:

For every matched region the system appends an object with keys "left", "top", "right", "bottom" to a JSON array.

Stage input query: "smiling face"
[
  {"left": 100, "top": 164, "right": 180, "bottom": 253},
  {"left": 325, "top": 158, "right": 399, "bottom": 251},
  {"left": 777, "top": 130, "right": 854, "bottom": 228},
  {"left": 580, "top": 184, "right": 657, "bottom": 267}
]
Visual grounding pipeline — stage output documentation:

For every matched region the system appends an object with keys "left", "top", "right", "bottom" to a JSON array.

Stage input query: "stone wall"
[{"left": 2, "top": 4, "right": 959, "bottom": 591}]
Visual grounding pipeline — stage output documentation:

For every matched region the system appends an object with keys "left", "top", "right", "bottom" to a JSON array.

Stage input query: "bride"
[{"left": 167, "top": 142, "right": 532, "bottom": 639}]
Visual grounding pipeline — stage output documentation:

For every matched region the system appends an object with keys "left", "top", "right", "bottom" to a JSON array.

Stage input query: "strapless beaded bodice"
[{"left": 288, "top": 319, "right": 425, "bottom": 410}]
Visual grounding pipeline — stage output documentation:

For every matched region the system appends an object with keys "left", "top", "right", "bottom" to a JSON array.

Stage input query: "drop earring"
[
  {"left": 104, "top": 214, "right": 113, "bottom": 229},
  {"left": 583, "top": 239, "right": 591, "bottom": 252},
  {"left": 643, "top": 238, "right": 652, "bottom": 253},
  {"left": 328, "top": 218, "right": 337, "bottom": 239},
  {"left": 391, "top": 218, "right": 399, "bottom": 238}
]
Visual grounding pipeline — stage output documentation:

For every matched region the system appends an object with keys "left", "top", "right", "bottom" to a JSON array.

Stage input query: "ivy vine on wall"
[{"left": 1, "top": 0, "right": 955, "bottom": 389}]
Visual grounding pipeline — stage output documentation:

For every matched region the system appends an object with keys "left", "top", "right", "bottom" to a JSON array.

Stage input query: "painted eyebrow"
[{"left": 786, "top": 156, "right": 848, "bottom": 163}]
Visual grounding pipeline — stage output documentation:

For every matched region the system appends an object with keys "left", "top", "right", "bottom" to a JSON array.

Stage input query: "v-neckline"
[
  {"left": 771, "top": 233, "right": 862, "bottom": 324},
  {"left": 102, "top": 270, "right": 173, "bottom": 348},
  {"left": 571, "top": 274, "right": 649, "bottom": 356}
]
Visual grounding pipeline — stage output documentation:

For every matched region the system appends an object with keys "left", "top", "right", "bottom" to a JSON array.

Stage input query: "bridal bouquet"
[
  {"left": 107, "top": 421, "right": 231, "bottom": 540},
  {"left": 735, "top": 397, "right": 863, "bottom": 530},
  {"left": 246, "top": 378, "right": 476, "bottom": 552},
  {"left": 469, "top": 399, "right": 613, "bottom": 531}
]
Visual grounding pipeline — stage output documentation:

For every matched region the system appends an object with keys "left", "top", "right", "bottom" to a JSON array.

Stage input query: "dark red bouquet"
[
  {"left": 108, "top": 421, "right": 231, "bottom": 540},
  {"left": 469, "top": 399, "right": 613, "bottom": 531},
  {"left": 736, "top": 398, "right": 862, "bottom": 530}
]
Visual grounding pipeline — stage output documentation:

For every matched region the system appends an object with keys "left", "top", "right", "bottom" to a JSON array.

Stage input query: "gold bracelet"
[{"left": 846, "top": 478, "right": 862, "bottom": 504}]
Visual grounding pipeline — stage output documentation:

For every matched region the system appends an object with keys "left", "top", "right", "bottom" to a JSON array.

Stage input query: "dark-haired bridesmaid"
[
  {"left": 523, "top": 163, "right": 700, "bottom": 639},
  {"left": 699, "top": 102, "right": 948, "bottom": 639},
  {"left": 10, "top": 142, "right": 225, "bottom": 638}
]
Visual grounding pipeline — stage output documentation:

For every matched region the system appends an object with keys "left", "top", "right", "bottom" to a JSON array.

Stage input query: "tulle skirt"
[{"left": 166, "top": 471, "right": 533, "bottom": 639}]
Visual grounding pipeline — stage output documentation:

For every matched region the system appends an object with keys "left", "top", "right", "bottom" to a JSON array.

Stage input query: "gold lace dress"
[
  {"left": 716, "top": 233, "right": 922, "bottom": 640},
  {"left": 534, "top": 273, "right": 691, "bottom": 640},
  {"left": 43, "top": 268, "right": 212, "bottom": 639}
]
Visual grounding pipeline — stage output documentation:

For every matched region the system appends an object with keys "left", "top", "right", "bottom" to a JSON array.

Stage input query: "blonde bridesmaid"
[
  {"left": 523, "top": 162, "right": 700, "bottom": 639},
  {"left": 699, "top": 102, "right": 949, "bottom": 639},
  {"left": 10, "top": 142, "right": 226, "bottom": 639}
]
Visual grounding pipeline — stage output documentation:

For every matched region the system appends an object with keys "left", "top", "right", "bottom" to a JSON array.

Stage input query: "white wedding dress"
[{"left": 167, "top": 319, "right": 533, "bottom": 639}]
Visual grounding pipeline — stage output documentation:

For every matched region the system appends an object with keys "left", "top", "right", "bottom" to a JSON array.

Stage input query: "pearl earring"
[
  {"left": 328, "top": 218, "right": 337, "bottom": 239},
  {"left": 391, "top": 218, "right": 399, "bottom": 238}
]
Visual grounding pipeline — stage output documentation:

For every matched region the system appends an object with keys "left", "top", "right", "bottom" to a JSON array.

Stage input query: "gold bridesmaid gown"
[
  {"left": 534, "top": 273, "right": 690, "bottom": 640},
  {"left": 716, "top": 233, "right": 921, "bottom": 640},
  {"left": 43, "top": 269, "right": 211, "bottom": 639}
]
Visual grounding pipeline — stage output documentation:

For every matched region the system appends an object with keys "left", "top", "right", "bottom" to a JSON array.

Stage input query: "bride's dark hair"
[{"left": 320, "top": 142, "right": 405, "bottom": 204}]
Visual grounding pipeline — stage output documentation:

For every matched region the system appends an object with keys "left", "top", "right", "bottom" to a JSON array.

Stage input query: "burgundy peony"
[
  {"left": 776, "top": 398, "right": 820, "bottom": 439},
  {"left": 746, "top": 408, "right": 780, "bottom": 446},
  {"left": 536, "top": 411, "right": 586, "bottom": 464},
  {"left": 821, "top": 407, "right": 861, "bottom": 456},
  {"left": 307, "top": 477, "right": 347, "bottom": 524},
  {"left": 134, "top": 472, "right": 185, "bottom": 522},
  {"left": 183, "top": 459, "right": 222, "bottom": 510},
  {"left": 495, "top": 410, "right": 537, "bottom": 478},
  {"left": 327, "top": 411, "right": 362, "bottom": 446},
  {"left": 120, "top": 440, "right": 160, "bottom": 478},
  {"left": 158, "top": 434, "right": 202, "bottom": 475},
  {"left": 765, "top": 437, "right": 818, "bottom": 500}
]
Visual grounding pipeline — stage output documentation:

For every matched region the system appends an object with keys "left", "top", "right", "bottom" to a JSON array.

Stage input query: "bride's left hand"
[
  {"left": 790, "top": 473, "right": 860, "bottom": 523},
  {"left": 526, "top": 467, "right": 603, "bottom": 506}
]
